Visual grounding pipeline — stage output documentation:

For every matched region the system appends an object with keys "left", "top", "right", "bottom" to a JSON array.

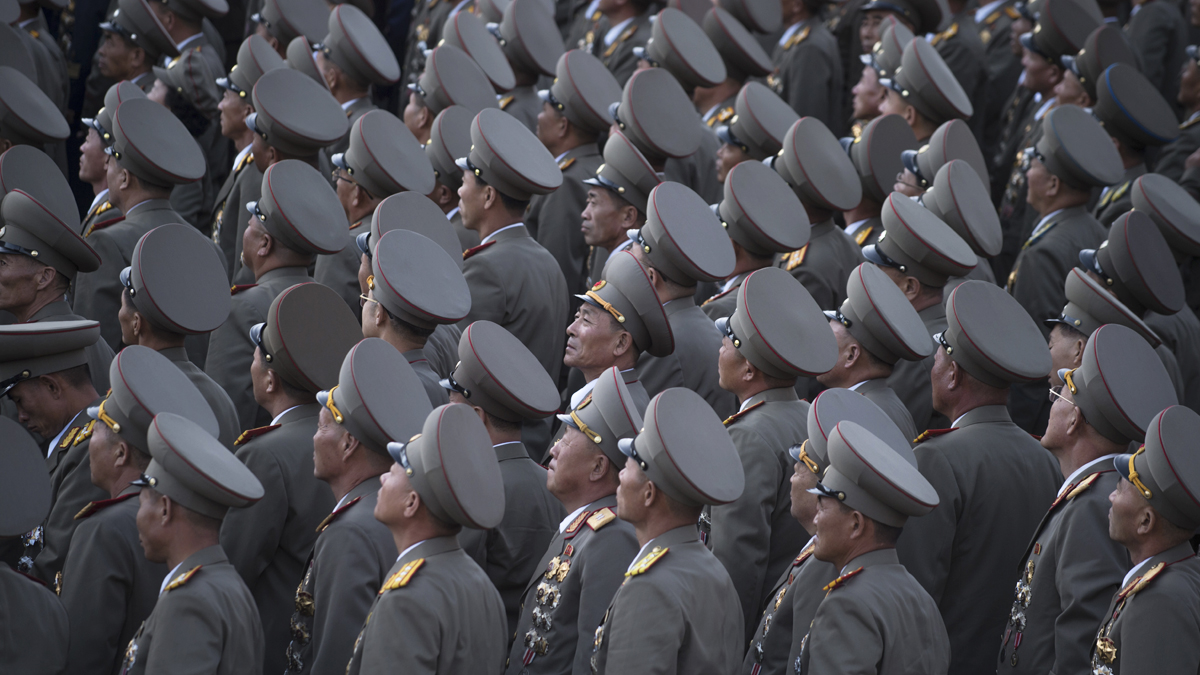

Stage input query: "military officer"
[
  {"left": 879, "top": 37, "right": 973, "bottom": 144},
  {"left": 79, "top": 82, "right": 146, "bottom": 237},
  {"left": 921, "top": 158, "right": 1003, "bottom": 294},
  {"left": 1125, "top": 0, "right": 1186, "bottom": 116},
  {"left": 285, "top": 337, "right": 431, "bottom": 675},
  {"left": 818, "top": 263, "right": 933, "bottom": 441},
  {"left": 353, "top": 192, "right": 464, "bottom": 380},
  {"left": 96, "top": 0, "right": 178, "bottom": 93},
  {"left": 0, "top": 416, "right": 67, "bottom": 674},
  {"left": 456, "top": 108, "right": 569, "bottom": 384},
  {"left": 892, "top": 280, "right": 1061, "bottom": 675},
  {"left": 838, "top": 113, "right": 917, "bottom": 249},
  {"left": 1090, "top": 64, "right": 1180, "bottom": 227},
  {"left": 997, "top": 323, "right": 1177, "bottom": 675},
  {"left": 13, "top": 1, "right": 67, "bottom": 117},
  {"left": 770, "top": 0, "right": 843, "bottom": 132},
  {"left": 206, "top": 160, "right": 346, "bottom": 430},
  {"left": 894, "top": 118, "right": 989, "bottom": 202},
  {"left": 346, "top": 404, "right": 508, "bottom": 675},
  {"left": 1093, "top": 405, "right": 1200, "bottom": 674},
  {"left": 798, "top": 421, "right": 949, "bottom": 673},
  {"left": 975, "top": 0, "right": 1022, "bottom": 166},
  {"left": 1153, "top": 46, "right": 1200, "bottom": 186},
  {"left": 117, "top": 224, "right": 238, "bottom": 443},
  {"left": 63, "top": 345, "right": 221, "bottom": 674},
  {"left": 770, "top": 116, "right": 864, "bottom": 312},
  {"left": 317, "top": 109, "right": 435, "bottom": 314},
  {"left": 1079, "top": 211, "right": 1200, "bottom": 412},
  {"left": 1058, "top": 24, "right": 1137, "bottom": 110},
  {"left": 713, "top": 81, "right": 798, "bottom": 184},
  {"left": 364, "top": 228, "right": 470, "bottom": 405},
  {"left": 591, "top": 387, "right": 745, "bottom": 673},
  {"left": 0, "top": 321, "right": 106, "bottom": 583},
  {"left": 491, "top": 0, "right": 565, "bottom": 132},
  {"left": 708, "top": 267, "right": 836, "bottom": 642},
  {"left": 398, "top": 0, "right": 454, "bottom": 89},
  {"left": 442, "top": 320, "right": 566, "bottom": 628},
  {"left": 864, "top": 192, "right": 976, "bottom": 432},
  {"left": 579, "top": 129, "right": 660, "bottom": 286},
  {"left": 590, "top": 0, "right": 652, "bottom": 86},
  {"left": 316, "top": 4, "right": 399, "bottom": 157},
  {"left": 0, "top": 66, "right": 67, "bottom": 156},
  {"left": 627, "top": 181, "right": 738, "bottom": 418},
  {"left": 697, "top": 6, "right": 773, "bottom": 132},
  {"left": 251, "top": 0, "right": 329, "bottom": 56},
  {"left": 853, "top": 18, "right": 910, "bottom": 136},
  {"left": 145, "top": 0, "right": 227, "bottom": 80},
  {"left": 211, "top": 35, "right": 286, "bottom": 275},
  {"left": 0, "top": 178, "right": 113, "bottom": 393},
  {"left": 402, "top": 45, "right": 498, "bottom": 146},
  {"left": 526, "top": 50, "right": 621, "bottom": 302},
  {"left": 506, "top": 366, "right": 642, "bottom": 674},
  {"left": 73, "top": 98, "right": 205, "bottom": 352},
  {"left": 702, "top": 160, "right": 810, "bottom": 320},
  {"left": 932, "top": 0, "right": 986, "bottom": 125},
  {"left": 229, "top": 67, "right": 349, "bottom": 284},
  {"left": 858, "top": 0, "right": 940, "bottom": 60},
  {"left": 425, "top": 105, "right": 480, "bottom": 252},
  {"left": 564, "top": 249, "right": 669, "bottom": 417},
  {"left": 120, "top": 412, "right": 264, "bottom": 674},
  {"left": 219, "top": 282, "right": 361, "bottom": 675}
]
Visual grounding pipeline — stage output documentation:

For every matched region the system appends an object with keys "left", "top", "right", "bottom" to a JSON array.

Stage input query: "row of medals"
[{"left": 525, "top": 551, "right": 573, "bottom": 657}]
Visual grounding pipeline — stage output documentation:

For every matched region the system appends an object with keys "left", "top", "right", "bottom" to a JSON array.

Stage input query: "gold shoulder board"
[
  {"left": 625, "top": 546, "right": 668, "bottom": 576},
  {"left": 165, "top": 566, "right": 202, "bottom": 592},
  {"left": 1066, "top": 472, "right": 1100, "bottom": 500},
  {"left": 587, "top": 507, "right": 616, "bottom": 531},
  {"left": 381, "top": 558, "right": 425, "bottom": 593}
]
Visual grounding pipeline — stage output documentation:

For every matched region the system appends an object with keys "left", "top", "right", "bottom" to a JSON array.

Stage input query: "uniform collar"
[
  {"left": 1059, "top": 453, "right": 1120, "bottom": 495},
  {"left": 480, "top": 222, "right": 526, "bottom": 245},
  {"left": 604, "top": 16, "right": 635, "bottom": 45}
]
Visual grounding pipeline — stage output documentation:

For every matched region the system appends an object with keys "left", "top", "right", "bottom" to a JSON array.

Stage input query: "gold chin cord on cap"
[
  {"left": 570, "top": 410, "right": 602, "bottom": 445},
  {"left": 1063, "top": 368, "right": 1079, "bottom": 395},
  {"left": 325, "top": 385, "right": 345, "bottom": 424},
  {"left": 97, "top": 398, "right": 121, "bottom": 434},
  {"left": 798, "top": 439, "right": 820, "bottom": 475},
  {"left": 1128, "top": 445, "right": 1152, "bottom": 499},
  {"left": 585, "top": 283, "right": 625, "bottom": 324}
]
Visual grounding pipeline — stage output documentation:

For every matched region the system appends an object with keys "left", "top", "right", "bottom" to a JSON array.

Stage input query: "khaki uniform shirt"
[
  {"left": 895, "top": 405, "right": 1061, "bottom": 675},
  {"left": 636, "top": 296, "right": 738, "bottom": 420},
  {"left": 663, "top": 124, "right": 724, "bottom": 205},
  {"left": 345, "top": 536, "right": 509, "bottom": 675},
  {"left": 591, "top": 525, "right": 744, "bottom": 674},
  {"left": 500, "top": 86, "right": 542, "bottom": 134},
  {"left": 700, "top": 272, "right": 749, "bottom": 322},
  {"left": 219, "top": 404, "right": 336, "bottom": 675},
  {"left": 404, "top": 348, "right": 450, "bottom": 407}
]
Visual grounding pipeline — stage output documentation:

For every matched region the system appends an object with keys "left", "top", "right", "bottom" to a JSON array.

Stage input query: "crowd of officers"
[{"left": 4, "top": 0, "right": 1200, "bottom": 670}]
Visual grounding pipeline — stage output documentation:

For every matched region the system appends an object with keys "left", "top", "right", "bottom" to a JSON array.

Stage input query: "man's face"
[
  {"left": 1047, "top": 324, "right": 1083, "bottom": 384},
  {"left": 581, "top": 187, "right": 626, "bottom": 248},
  {"left": 716, "top": 335, "right": 747, "bottom": 392},
  {"left": 1053, "top": 70, "right": 1090, "bottom": 108},
  {"left": 859, "top": 10, "right": 892, "bottom": 54},
  {"left": 118, "top": 289, "right": 138, "bottom": 347},
  {"left": 1021, "top": 48, "right": 1060, "bottom": 95},
  {"left": 564, "top": 303, "right": 625, "bottom": 371},
  {"left": 334, "top": 167, "right": 357, "bottom": 216},
  {"left": 852, "top": 66, "right": 887, "bottom": 121},
  {"left": 219, "top": 89, "right": 253, "bottom": 140},
  {"left": 87, "top": 420, "right": 118, "bottom": 490},
  {"left": 929, "top": 343, "right": 952, "bottom": 415},
  {"left": 536, "top": 101, "right": 564, "bottom": 149},
  {"left": 97, "top": 31, "right": 140, "bottom": 80},
  {"left": 1108, "top": 477, "right": 1149, "bottom": 546},
  {"left": 312, "top": 406, "right": 347, "bottom": 482},
  {"left": 374, "top": 459, "right": 415, "bottom": 527},
  {"left": 815, "top": 320, "right": 856, "bottom": 388},
  {"left": 716, "top": 143, "right": 750, "bottom": 183},
  {"left": 457, "top": 171, "right": 487, "bottom": 231},
  {"left": 104, "top": 154, "right": 124, "bottom": 207},
  {"left": 812, "top": 495, "right": 855, "bottom": 563},
  {"left": 1025, "top": 156, "right": 1054, "bottom": 214},
  {"left": 879, "top": 88, "right": 909, "bottom": 119},
  {"left": 0, "top": 253, "right": 41, "bottom": 313},
  {"left": 241, "top": 213, "right": 268, "bottom": 270},
  {"left": 789, "top": 459, "right": 820, "bottom": 530},
  {"left": 403, "top": 92, "right": 428, "bottom": 139},
  {"left": 250, "top": 346, "right": 271, "bottom": 407},
  {"left": 79, "top": 128, "right": 107, "bottom": 185},
  {"left": 251, "top": 132, "right": 271, "bottom": 172},
  {"left": 1041, "top": 379, "right": 1077, "bottom": 452},
  {"left": 135, "top": 488, "right": 169, "bottom": 563},
  {"left": 8, "top": 378, "right": 67, "bottom": 439},
  {"left": 147, "top": 78, "right": 170, "bottom": 106},
  {"left": 357, "top": 253, "right": 371, "bottom": 296},
  {"left": 360, "top": 286, "right": 383, "bottom": 337},
  {"left": 1179, "top": 59, "right": 1200, "bottom": 110},
  {"left": 1191, "top": 0, "right": 1200, "bottom": 25},
  {"left": 615, "top": 456, "right": 649, "bottom": 523},
  {"left": 546, "top": 427, "right": 601, "bottom": 501}
]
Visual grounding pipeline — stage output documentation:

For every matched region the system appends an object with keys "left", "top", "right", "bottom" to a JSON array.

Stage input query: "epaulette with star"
[
  {"left": 463, "top": 240, "right": 496, "bottom": 260},
  {"left": 930, "top": 22, "right": 958, "bottom": 46},
  {"left": 74, "top": 492, "right": 138, "bottom": 520},
  {"left": 625, "top": 546, "right": 668, "bottom": 576},
  {"left": 707, "top": 106, "right": 735, "bottom": 128},
  {"left": 558, "top": 157, "right": 576, "bottom": 171},
  {"left": 914, "top": 427, "right": 955, "bottom": 443},
  {"left": 234, "top": 424, "right": 281, "bottom": 447},
  {"left": 380, "top": 558, "right": 424, "bottom": 593},
  {"left": 499, "top": 95, "right": 515, "bottom": 110},
  {"left": 783, "top": 25, "right": 810, "bottom": 50},
  {"left": 72, "top": 420, "right": 95, "bottom": 446},
  {"left": 783, "top": 244, "right": 808, "bottom": 271},
  {"left": 165, "top": 566, "right": 202, "bottom": 592},
  {"left": 853, "top": 225, "right": 874, "bottom": 246},
  {"left": 316, "top": 496, "right": 363, "bottom": 533},
  {"left": 586, "top": 507, "right": 616, "bottom": 531},
  {"left": 723, "top": 400, "right": 765, "bottom": 427},
  {"left": 1119, "top": 561, "right": 1166, "bottom": 601},
  {"left": 822, "top": 566, "right": 863, "bottom": 594}
]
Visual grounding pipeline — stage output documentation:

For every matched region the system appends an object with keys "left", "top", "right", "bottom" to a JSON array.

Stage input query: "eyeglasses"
[
  {"left": 359, "top": 275, "right": 377, "bottom": 308},
  {"left": 332, "top": 168, "right": 373, "bottom": 199},
  {"left": 1048, "top": 384, "right": 1070, "bottom": 404}
]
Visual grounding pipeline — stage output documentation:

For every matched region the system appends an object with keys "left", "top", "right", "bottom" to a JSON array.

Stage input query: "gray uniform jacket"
[
  {"left": 345, "top": 536, "right": 509, "bottom": 675},
  {"left": 770, "top": 19, "right": 843, "bottom": 135},
  {"left": 1126, "top": 0, "right": 1186, "bottom": 118},
  {"left": 400, "top": 0, "right": 455, "bottom": 86},
  {"left": 977, "top": 1, "right": 1023, "bottom": 166},
  {"left": 932, "top": 13, "right": 986, "bottom": 139},
  {"left": 663, "top": 124, "right": 724, "bottom": 205},
  {"left": 28, "top": 300, "right": 114, "bottom": 393},
  {"left": 33, "top": 404, "right": 109, "bottom": 587},
  {"left": 1092, "top": 164, "right": 1146, "bottom": 229},
  {"left": 328, "top": 98, "right": 377, "bottom": 158},
  {"left": 21, "top": 13, "right": 69, "bottom": 112},
  {"left": 703, "top": 388, "right": 811, "bottom": 645},
  {"left": 1088, "top": 541, "right": 1200, "bottom": 675},
  {"left": 636, "top": 297, "right": 738, "bottom": 420},
  {"left": 591, "top": 13, "right": 651, "bottom": 87},
  {"left": 460, "top": 224, "right": 570, "bottom": 383},
  {"left": 313, "top": 216, "right": 371, "bottom": 316},
  {"left": 505, "top": 495, "right": 639, "bottom": 675},
  {"left": 700, "top": 272, "right": 748, "bottom": 322},
  {"left": 501, "top": 86, "right": 542, "bottom": 134},
  {"left": 885, "top": 302, "right": 948, "bottom": 435},
  {"left": 0, "top": 562, "right": 69, "bottom": 675},
  {"left": 405, "top": 349, "right": 450, "bottom": 407},
  {"left": 75, "top": 199, "right": 187, "bottom": 352},
  {"left": 591, "top": 525, "right": 744, "bottom": 675},
  {"left": 1154, "top": 116, "right": 1200, "bottom": 184},
  {"left": 855, "top": 378, "right": 918, "bottom": 444},
  {"left": 798, "top": 548, "right": 951, "bottom": 675},
  {"left": 212, "top": 154, "right": 262, "bottom": 281},
  {"left": 81, "top": 195, "right": 125, "bottom": 239},
  {"left": 60, "top": 487, "right": 168, "bottom": 675},
  {"left": 161, "top": 346, "right": 240, "bottom": 449},
  {"left": 424, "top": 323, "right": 461, "bottom": 379},
  {"left": 778, "top": 219, "right": 865, "bottom": 312},
  {"left": 450, "top": 208, "right": 480, "bottom": 252},
  {"left": 220, "top": 404, "right": 335, "bottom": 675},
  {"left": 1010, "top": 205, "right": 1106, "bottom": 339},
  {"left": 285, "top": 479, "right": 396, "bottom": 675},
  {"left": 742, "top": 539, "right": 839, "bottom": 675},
  {"left": 121, "top": 545, "right": 263, "bottom": 675},
  {"left": 895, "top": 404, "right": 1061, "bottom": 675},
  {"left": 460, "top": 442, "right": 565, "bottom": 635},
  {"left": 206, "top": 266, "right": 313, "bottom": 431},
  {"left": 525, "top": 143, "right": 602, "bottom": 299},
  {"left": 1145, "top": 308, "right": 1200, "bottom": 412},
  {"left": 996, "top": 462, "right": 1129, "bottom": 675}
]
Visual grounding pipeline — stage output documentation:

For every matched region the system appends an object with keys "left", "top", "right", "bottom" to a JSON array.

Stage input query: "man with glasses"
[
  {"left": 206, "top": 161, "right": 347, "bottom": 431},
  {"left": 997, "top": 324, "right": 1177, "bottom": 675},
  {"left": 219, "top": 282, "right": 361, "bottom": 675}
]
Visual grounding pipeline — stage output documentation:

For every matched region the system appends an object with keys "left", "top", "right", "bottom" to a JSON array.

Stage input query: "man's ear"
[
  {"left": 112, "top": 438, "right": 133, "bottom": 469},
  {"left": 33, "top": 265, "right": 58, "bottom": 292}
]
